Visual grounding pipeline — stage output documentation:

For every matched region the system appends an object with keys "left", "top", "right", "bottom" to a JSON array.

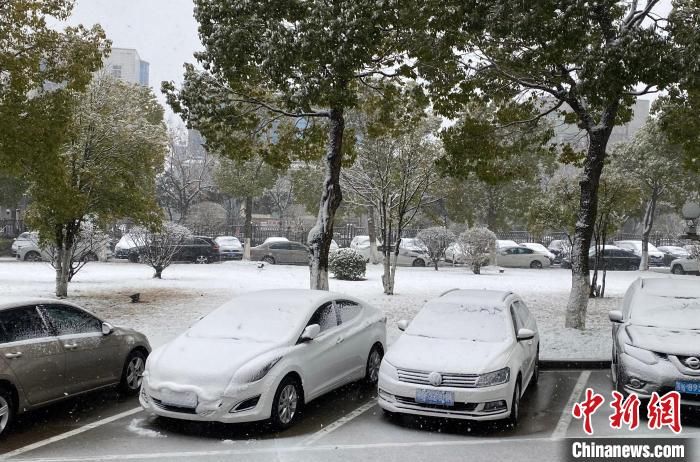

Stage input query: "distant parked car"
[
  {"left": 670, "top": 257, "right": 699, "bottom": 275},
  {"left": 350, "top": 235, "right": 430, "bottom": 267},
  {"left": 262, "top": 236, "right": 289, "bottom": 245},
  {"left": 496, "top": 246, "right": 551, "bottom": 269},
  {"left": 378, "top": 289, "right": 539, "bottom": 426},
  {"left": 614, "top": 240, "right": 665, "bottom": 267},
  {"left": 496, "top": 239, "right": 520, "bottom": 249},
  {"left": 520, "top": 243, "right": 555, "bottom": 262},
  {"left": 14, "top": 231, "right": 109, "bottom": 262},
  {"left": 128, "top": 235, "right": 219, "bottom": 264},
  {"left": 547, "top": 239, "right": 571, "bottom": 264},
  {"left": 658, "top": 245, "right": 690, "bottom": 267},
  {"left": 561, "top": 245, "right": 640, "bottom": 271},
  {"left": 444, "top": 242, "right": 466, "bottom": 264},
  {"left": 0, "top": 298, "right": 151, "bottom": 437},
  {"left": 609, "top": 277, "right": 700, "bottom": 403},
  {"left": 215, "top": 236, "right": 243, "bottom": 261},
  {"left": 250, "top": 240, "right": 310, "bottom": 265},
  {"left": 10, "top": 232, "right": 34, "bottom": 257},
  {"left": 114, "top": 233, "right": 139, "bottom": 259}
]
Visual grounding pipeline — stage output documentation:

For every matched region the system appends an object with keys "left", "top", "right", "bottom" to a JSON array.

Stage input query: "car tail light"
[{"left": 213, "top": 244, "right": 219, "bottom": 251}]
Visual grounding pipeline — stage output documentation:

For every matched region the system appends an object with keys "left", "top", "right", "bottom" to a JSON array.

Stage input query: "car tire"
[
  {"left": 118, "top": 350, "right": 147, "bottom": 395},
  {"left": 411, "top": 258, "right": 426, "bottom": 267},
  {"left": 506, "top": 380, "right": 521, "bottom": 428},
  {"left": 671, "top": 265, "right": 685, "bottom": 275},
  {"left": 194, "top": 255, "right": 209, "bottom": 264},
  {"left": 270, "top": 375, "right": 303, "bottom": 431},
  {"left": 364, "top": 343, "right": 384, "bottom": 386},
  {"left": 530, "top": 260, "right": 543, "bottom": 269},
  {"left": 24, "top": 251, "right": 41, "bottom": 262},
  {"left": 263, "top": 256, "right": 275, "bottom": 265},
  {"left": 628, "top": 263, "right": 638, "bottom": 271},
  {"left": 0, "top": 386, "right": 15, "bottom": 438}
]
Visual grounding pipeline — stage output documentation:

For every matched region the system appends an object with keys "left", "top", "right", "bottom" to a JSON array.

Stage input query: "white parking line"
[
  {"left": 1, "top": 407, "right": 143, "bottom": 460},
  {"left": 550, "top": 370, "right": 590, "bottom": 439},
  {"left": 300, "top": 399, "right": 377, "bottom": 446}
]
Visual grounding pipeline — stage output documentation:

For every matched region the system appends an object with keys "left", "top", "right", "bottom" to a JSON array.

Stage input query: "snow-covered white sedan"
[
  {"left": 378, "top": 289, "right": 539, "bottom": 426},
  {"left": 140, "top": 290, "right": 386, "bottom": 430}
]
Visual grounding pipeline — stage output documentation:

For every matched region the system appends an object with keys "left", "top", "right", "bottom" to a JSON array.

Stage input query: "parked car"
[
  {"left": 262, "top": 236, "right": 289, "bottom": 245},
  {"left": 0, "top": 298, "right": 151, "bottom": 436},
  {"left": 10, "top": 232, "right": 34, "bottom": 257},
  {"left": 128, "top": 235, "right": 219, "bottom": 264},
  {"left": 350, "top": 235, "right": 430, "bottom": 267},
  {"left": 658, "top": 245, "right": 690, "bottom": 267},
  {"left": 496, "top": 239, "right": 520, "bottom": 249},
  {"left": 114, "top": 233, "right": 139, "bottom": 259},
  {"left": 215, "top": 236, "right": 243, "bottom": 261},
  {"left": 609, "top": 277, "right": 700, "bottom": 405},
  {"left": 614, "top": 240, "right": 665, "bottom": 267},
  {"left": 520, "top": 243, "right": 555, "bottom": 263},
  {"left": 444, "top": 242, "right": 466, "bottom": 264},
  {"left": 250, "top": 240, "right": 310, "bottom": 265},
  {"left": 14, "top": 231, "right": 110, "bottom": 262},
  {"left": 670, "top": 257, "right": 699, "bottom": 275},
  {"left": 496, "top": 246, "right": 551, "bottom": 269},
  {"left": 547, "top": 239, "right": 571, "bottom": 264},
  {"left": 561, "top": 245, "right": 641, "bottom": 271},
  {"left": 378, "top": 289, "right": 538, "bottom": 426},
  {"left": 140, "top": 289, "right": 386, "bottom": 430}
]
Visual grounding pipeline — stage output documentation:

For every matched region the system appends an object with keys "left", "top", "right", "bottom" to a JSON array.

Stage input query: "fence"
[{"left": 0, "top": 220, "right": 26, "bottom": 238}]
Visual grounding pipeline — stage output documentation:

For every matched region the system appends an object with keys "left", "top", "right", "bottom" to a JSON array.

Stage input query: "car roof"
[
  {"left": 0, "top": 297, "right": 81, "bottom": 311},
  {"left": 437, "top": 289, "right": 514, "bottom": 306},
  {"left": 225, "top": 289, "right": 356, "bottom": 311},
  {"left": 631, "top": 277, "right": 700, "bottom": 301}
]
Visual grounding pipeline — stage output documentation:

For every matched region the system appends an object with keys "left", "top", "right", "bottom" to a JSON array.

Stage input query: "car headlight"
[
  {"left": 623, "top": 344, "right": 658, "bottom": 365},
  {"left": 475, "top": 367, "right": 510, "bottom": 387},
  {"left": 379, "top": 359, "right": 399, "bottom": 381},
  {"left": 234, "top": 357, "right": 282, "bottom": 384}
]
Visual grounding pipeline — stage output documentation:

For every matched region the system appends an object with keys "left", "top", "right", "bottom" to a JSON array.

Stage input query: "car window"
[
  {"left": 521, "top": 248, "right": 533, "bottom": 254},
  {"left": 270, "top": 242, "right": 288, "bottom": 250},
  {"left": 290, "top": 243, "right": 307, "bottom": 251},
  {"left": 0, "top": 306, "right": 50, "bottom": 343},
  {"left": 335, "top": 300, "right": 362, "bottom": 324},
  {"left": 41, "top": 304, "right": 102, "bottom": 335},
  {"left": 510, "top": 303, "right": 525, "bottom": 333},
  {"left": 307, "top": 302, "right": 337, "bottom": 333},
  {"left": 513, "top": 300, "right": 531, "bottom": 325}
]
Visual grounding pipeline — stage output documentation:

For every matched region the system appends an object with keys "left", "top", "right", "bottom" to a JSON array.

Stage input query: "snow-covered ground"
[{"left": 0, "top": 259, "right": 674, "bottom": 360}]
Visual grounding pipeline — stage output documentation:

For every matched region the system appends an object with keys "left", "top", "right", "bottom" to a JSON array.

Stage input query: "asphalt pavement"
[{"left": 1, "top": 370, "right": 699, "bottom": 462}]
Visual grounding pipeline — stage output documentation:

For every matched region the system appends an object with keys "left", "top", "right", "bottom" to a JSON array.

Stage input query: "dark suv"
[{"left": 128, "top": 236, "right": 219, "bottom": 264}]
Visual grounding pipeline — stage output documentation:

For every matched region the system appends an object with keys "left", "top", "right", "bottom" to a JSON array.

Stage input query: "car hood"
[
  {"left": 385, "top": 334, "right": 513, "bottom": 375},
  {"left": 146, "top": 334, "right": 282, "bottom": 400},
  {"left": 219, "top": 244, "right": 242, "bottom": 251},
  {"left": 626, "top": 325, "right": 700, "bottom": 356}
]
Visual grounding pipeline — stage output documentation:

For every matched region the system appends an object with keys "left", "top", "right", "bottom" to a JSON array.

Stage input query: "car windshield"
[
  {"left": 631, "top": 295, "right": 700, "bottom": 330},
  {"left": 218, "top": 237, "right": 240, "bottom": 245},
  {"left": 406, "top": 302, "right": 512, "bottom": 342}
]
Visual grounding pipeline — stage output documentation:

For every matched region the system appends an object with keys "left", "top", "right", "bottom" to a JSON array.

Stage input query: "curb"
[{"left": 540, "top": 359, "right": 611, "bottom": 370}]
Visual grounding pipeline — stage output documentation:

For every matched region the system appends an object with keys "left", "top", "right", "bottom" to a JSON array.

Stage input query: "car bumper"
[
  {"left": 139, "top": 375, "right": 276, "bottom": 423},
  {"left": 377, "top": 370, "right": 512, "bottom": 420},
  {"left": 618, "top": 353, "right": 700, "bottom": 406},
  {"left": 220, "top": 251, "right": 243, "bottom": 260}
]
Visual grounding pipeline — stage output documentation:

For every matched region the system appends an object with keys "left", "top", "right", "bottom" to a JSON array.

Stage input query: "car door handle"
[
  {"left": 336, "top": 337, "right": 344, "bottom": 344},
  {"left": 4, "top": 352, "right": 22, "bottom": 359},
  {"left": 64, "top": 343, "right": 79, "bottom": 350}
]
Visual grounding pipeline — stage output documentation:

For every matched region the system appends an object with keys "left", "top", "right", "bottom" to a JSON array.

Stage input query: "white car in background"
[
  {"left": 378, "top": 289, "right": 539, "bottom": 426},
  {"left": 670, "top": 257, "right": 699, "bottom": 276},
  {"left": 496, "top": 246, "right": 551, "bottom": 269},
  {"left": 141, "top": 290, "right": 386, "bottom": 430},
  {"left": 215, "top": 236, "right": 243, "bottom": 260},
  {"left": 496, "top": 239, "right": 520, "bottom": 249},
  {"left": 350, "top": 235, "right": 430, "bottom": 267},
  {"left": 520, "top": 243, "right": 555, "bottom": 262},
  {"left": 614, "top": 240, "right": 665, "bottom": 267},
  {"left": 444, "top": 242, "right": 466, "bottom": 264},
  {"left": 15, "top": 231, "right": 109, "bottom": 262},
  {"left": 262, "top": 236, "right": 289, "bottom": 245}
]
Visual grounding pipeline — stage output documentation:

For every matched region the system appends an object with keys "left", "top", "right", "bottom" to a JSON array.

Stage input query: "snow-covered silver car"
[
  {"left": 670, "top": 257, "right": 699, "bottom": 276},
  {"left": 609, "top": 277, "right": 700, "bottom": 405},
  {"left": 350, "top": 235, "right": 430, "bottom": 267},
  {"left": 378, "top": 289, "right": 539, "bottom": 426},
  {"left": 0, "top": 298, "right": 151, "bottom": 436},
  {"left": 140, "top": 290, "right": 386, "bottom": 430}
]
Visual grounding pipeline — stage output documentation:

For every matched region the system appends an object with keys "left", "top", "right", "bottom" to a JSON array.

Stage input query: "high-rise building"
[{"left": 102, "top": 48, "right": 150, "bottom": 86}]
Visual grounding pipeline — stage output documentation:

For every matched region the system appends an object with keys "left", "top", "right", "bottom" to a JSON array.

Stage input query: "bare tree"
[
  {"left": 417, "top": 227, "right": 455, "bottom": 271},
  {"left": 130, "top": 222, "right": 192, "bottom": 279},
  {"left": 264, "top": 175, "right": 295, "bottom": 232}
]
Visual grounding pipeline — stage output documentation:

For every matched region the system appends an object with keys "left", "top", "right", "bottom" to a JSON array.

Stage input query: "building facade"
[{"left": 102, "top": 48, "right": 150, "bottom": 86}]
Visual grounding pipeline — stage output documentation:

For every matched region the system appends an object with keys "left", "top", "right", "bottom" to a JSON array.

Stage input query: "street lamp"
[{"left": 681, "top": 202, "right": 700, "bottom": 241}]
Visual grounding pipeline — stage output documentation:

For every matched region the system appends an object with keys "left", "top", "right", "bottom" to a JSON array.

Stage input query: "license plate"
[
  {"left": 159, "top": 389, "right": 197, "bottom": 407},
  {"left": 416, "top": 389, "right": 454, "bottom": 406},
  {"left": 675, "top": 381, "right": 700, "bottom": 395}
]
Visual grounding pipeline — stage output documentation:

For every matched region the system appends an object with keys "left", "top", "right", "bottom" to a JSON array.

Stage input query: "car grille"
[
  {"left": 394, "top": 395, "right": 478, "bottom": 412},
  {"left": 151, "top": 397, "right": 197, "bottom": 414},
  {"left": 397, "top": 368, "right": 479, "bottom": 388}
]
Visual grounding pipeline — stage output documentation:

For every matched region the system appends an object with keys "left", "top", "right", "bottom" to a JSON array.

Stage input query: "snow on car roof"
[
  {"left": 0, "top": 297, "right": 80, "bottom": 311},
  {"left": 438, "top": 288, "right": 513, "bottom": 305},
  {"left": 635, "top": 277, "right": 700, "bottom": 299},
  {"left": 630, "top": 277, "right": 700, "bottom": 329}
]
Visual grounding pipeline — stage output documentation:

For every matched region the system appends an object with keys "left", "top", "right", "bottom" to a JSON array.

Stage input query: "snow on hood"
[
  {"left": 386, "top": 334, "right": 512, "bottom": 375},
  {"left": 626, "top": 325, "right": 700, "bottom": 356},
  {"left": 115, "top": 234, "right": 138, "bottom": 251}
]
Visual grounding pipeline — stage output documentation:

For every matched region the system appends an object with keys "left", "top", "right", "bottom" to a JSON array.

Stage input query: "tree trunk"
[
  {"left": 308, "top": 108, "right": 344, "bottom": 290},
  {"left": 243, "top": 195, "right": 252, "bottom": 260},
  {"left": 154, "top": 265, "right": 163, "bottom": 279},
  {"left": 565, "top": 129, "right": 610, "bottom": 329},
  {"left": 640, "top": 190, "right": 659, "bottom": 271},
  {"left": 367, "top": 205, "right": 380, "bottom": 264},
  {"left": 54, "top": 223, "right": 77, "bottom": 298}
]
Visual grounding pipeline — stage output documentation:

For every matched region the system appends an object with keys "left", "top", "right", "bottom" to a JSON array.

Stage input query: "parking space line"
[
  {"left": 1, "top": 407, "right": 143, "bottom": 460},
  {"left": 300, "top": 399, "right": 377, "bottom": 446},
  {"left": 550, "top": 370, "right": 590, "bottom": 439}
]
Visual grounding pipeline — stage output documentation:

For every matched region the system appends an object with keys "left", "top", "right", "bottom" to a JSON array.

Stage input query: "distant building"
[{"left": 102, "top": 48, "right": 150, "bottom": 86}]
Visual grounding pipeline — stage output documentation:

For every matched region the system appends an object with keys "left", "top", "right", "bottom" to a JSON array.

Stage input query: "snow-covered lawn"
[{"left": 0, "top": 259, "right": 674, "bottom": 360}]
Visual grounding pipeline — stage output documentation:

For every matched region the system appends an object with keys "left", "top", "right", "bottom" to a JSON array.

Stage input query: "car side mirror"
[
  {"left": 397, "top": 320, "right": 409, "bottom": 331},
  {"left": 608, "top": 310, "right": 623, "bottom": 323},
  {"left": 516, "top": 328, "right": 535, "bottom": 341},
  {"left": 102, "top": 322, "right": 114, "bottom": 336},
  {"left": 300, "top": 324, "right": 321, "bottom": 342}
]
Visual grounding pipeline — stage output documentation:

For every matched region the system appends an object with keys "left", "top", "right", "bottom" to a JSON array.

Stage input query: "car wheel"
[
  {"left": 506, "top": 380, "right": 521, "bottom": 427},
  {"left": 263, "top": 256, "right": 275, "bottom": 265},
  {"left": 364, "top": 344, "right": 384, "bottom": 385},
  {"left": 628, "top": 263, "right": 638, "bottom": 271},
  {"left": 119, "top": 350, "right": 147, "bottom": 395},
  {"left": 24, "top": 251, "right": 41, "bottom": 262},
  {"left": 530, "top": 260, "right": 543, "bottom": 269},
  {"left": 411, "top": 258, "right": 426, "bottom": 267},
  {"left": 671, "top": 265, "right": 685, "bottom": 275},
  {"left": 0, "top": 387, "right": 14, "bottom": 437},
  {"left": 271, "top": 375, "right": 302, "bottom": 431},
  {"left": 194, "top": 255, "right": 209, "bottom": 264}
]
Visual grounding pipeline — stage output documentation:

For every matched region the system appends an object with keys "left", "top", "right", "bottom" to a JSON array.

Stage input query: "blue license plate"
[
  {"left": 416, "top": 389, "right": 454, "bottom": 406},
  {"left": 675, "top": 381, "right": 700, "bottom": 395}
]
